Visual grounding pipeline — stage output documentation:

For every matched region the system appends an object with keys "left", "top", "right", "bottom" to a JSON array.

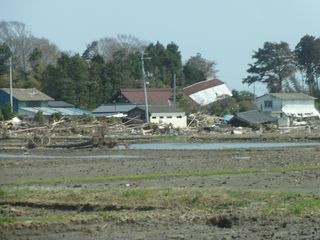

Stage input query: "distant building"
[
  {"left": 110, "top": 88, "right": 173, "bottom": 106},
  {"left": 181, "top": 79, "right": 232, "bottom": 108},
  {"left": 127, "top": 106, "right": 187, "bottom": 128},
  {"left": 256, "top": 93, "right": 320, "bottom": 118},
  {"left": 0, "top": 88, "right": 53, "bottom": 112}
]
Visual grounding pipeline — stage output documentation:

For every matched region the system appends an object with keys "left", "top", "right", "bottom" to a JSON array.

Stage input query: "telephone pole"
[
  {"left": 9, "top": 57, "right": 13, "bottom": 112},
  {"left": 141, "top": 51, "right": 149, "bottom": 123},
  {"left": 173, "top": 73, "right": 176, "bottom": 106}
]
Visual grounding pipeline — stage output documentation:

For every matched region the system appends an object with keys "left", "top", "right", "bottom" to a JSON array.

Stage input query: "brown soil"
[{"left": 1, "top": 142, "right": 320, "bottom": 239}]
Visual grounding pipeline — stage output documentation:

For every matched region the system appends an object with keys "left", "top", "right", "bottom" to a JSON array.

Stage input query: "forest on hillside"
[{"left": 1, "top": 21, "right": 320, "bottom": 111}]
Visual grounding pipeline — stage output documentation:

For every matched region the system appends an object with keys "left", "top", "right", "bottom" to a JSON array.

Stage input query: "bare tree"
[
  {"left": 186, "top": 53, "right": 218, "bottom": 79},
  {"left": 0, "top": 21, "right": 33, "bottom": 73},
  {"left": 95, "top": 34, "right": 146, "bottom": 62},
  {"left": 0, "top": 21, "right": 60, "bottom": 74}
]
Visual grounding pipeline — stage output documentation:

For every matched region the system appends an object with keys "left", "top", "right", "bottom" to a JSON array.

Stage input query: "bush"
[
  {"left": 49, "top": 112, "right": 63, "bottom": 122},
  {"left": 34, "top": 111, "right": 44, "bottom": 124},
  {"left": 1, "top": 102, "right": 14, "bottom": 120}
]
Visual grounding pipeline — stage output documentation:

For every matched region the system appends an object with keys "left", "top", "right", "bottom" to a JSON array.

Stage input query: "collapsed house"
[
  {"left": 230, "top": 110, "right": 277, "bottom": 128},
  {"left": 181, "top": 79, "right": 232, "bottom": 108}
]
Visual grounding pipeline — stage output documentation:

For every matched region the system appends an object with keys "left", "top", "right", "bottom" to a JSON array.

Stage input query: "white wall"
[{"left": 150, "top": 112, "right": 187, "bottom": 128}]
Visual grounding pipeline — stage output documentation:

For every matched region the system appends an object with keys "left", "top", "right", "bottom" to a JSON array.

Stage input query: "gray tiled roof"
[
  {"left": 266, "top": 93, "right": 315, "bottom": 100},
  {"left": 92, "top": 104, "right": 139, "bottom": 113},
  {"left": 234, "top": 110, "right": 277, "bottom": 125},
  {"left": 1, "top": 88, "right": 54, "bottom": 101},
  {"left": 137, "top": 105, "right": 185, "bottom": 113}
]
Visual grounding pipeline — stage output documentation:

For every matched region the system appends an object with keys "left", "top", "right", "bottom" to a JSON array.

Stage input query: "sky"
[{"left": 2, "top": 0, "right": 320, "bottom": 96}]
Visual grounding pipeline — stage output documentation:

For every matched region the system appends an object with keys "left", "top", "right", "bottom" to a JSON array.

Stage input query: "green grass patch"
[
  {"left": 8, "top": 164, "right": 320, "bottom": 186},
  {"left": 0, "top": 188, "right": 6, "bottom": 196},
  {"left": 289, "top": 198, "right": 320, "bottom": 215}
]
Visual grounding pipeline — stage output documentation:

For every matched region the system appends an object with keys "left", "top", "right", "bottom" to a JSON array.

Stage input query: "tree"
[
  {"left": 94, "top": 34, "right": 145, "bottom": 63},
  {"left": 207, "top": 96, "right": 240, "bottom": 116},
  {"left": 144, "top": 42, "right": 183, "bottom": 87},
  {"left": 183, "top": 53, "right": 218, "bottom": 86},
  {"left": 243, "top": 42, "right": 297, "bottom": 92},
  {"left": 295, "top": 35, "right": 320, "bottom": 96},
  {"left": 231, "top": 90, "right": 256, "bottom": 112},
  {"left": 0, "top": 42, "right": 11, "bottom": 87},
  {"left": 0, "top": 21, "right": 60, "bottom": 87}
]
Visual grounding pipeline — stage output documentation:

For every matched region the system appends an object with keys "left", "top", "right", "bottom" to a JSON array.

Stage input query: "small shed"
[{"left": 128, "top": 106, "right": 187, "bottom": 128}]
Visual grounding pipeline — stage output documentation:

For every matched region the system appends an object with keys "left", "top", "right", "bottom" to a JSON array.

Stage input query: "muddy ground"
[{"left": 1, "top": 140, "right": 320, "bottom": 239}]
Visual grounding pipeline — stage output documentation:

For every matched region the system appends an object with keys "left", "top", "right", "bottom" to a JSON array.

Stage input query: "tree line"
[
  {"left": 1, "top": 20, "right": 320, "bottom": 112},
  {"left": 0, "top": 21, "right": 216, "bottom": 110}
]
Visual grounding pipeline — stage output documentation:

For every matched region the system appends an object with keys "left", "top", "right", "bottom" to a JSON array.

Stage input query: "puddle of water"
[{"left": 125, "top": 142, "right": 320, "bottom": 150}]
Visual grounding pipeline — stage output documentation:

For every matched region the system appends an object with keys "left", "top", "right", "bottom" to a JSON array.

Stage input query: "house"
[
  {"left": 110, "top": 88, "right": 172, "bottom": 106},
  {"left": 0, "top": 88, "right": 53, "bottom": 112},
  {"left": 256, "top": 93, "right": 320, "bottom": 118},
  {"left": 181, "top": 79, "right": 232, "bottom": 108},
  {"left": 91, "top": 104, "right": 139, "bottom": 117},
  {"left": 127, "top": 106, "right": 187, "bottom": 128}
]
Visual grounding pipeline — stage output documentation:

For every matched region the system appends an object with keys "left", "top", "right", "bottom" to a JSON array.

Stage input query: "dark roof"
[
  {"left": 0, "top": 88, "right": 54, "bottom": 101},
  {"left": 182, "top": 79, "right": 225, "bottom": 96},
  {"left": 257, "top": 93, "right": 316, "bottom": 100},
  {"left": 233, "top": 110, "right": 277, "bottom": 125},
  {"left": 117, "top": 88, "right": 172, "bottom": 105},
  {"left": 137, "top": 105, "right": 185, "bottom": 113},
  {"left": 92, "top": 104, "right": 139, "bottom": 114},
  {"left": 48, "top": 101, "right": 75, "bottom": 108}
]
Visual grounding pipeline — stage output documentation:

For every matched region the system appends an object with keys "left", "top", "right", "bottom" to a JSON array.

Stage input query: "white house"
[
  {"left": 256, "top": 93, "right": 320, "bottom": 118},
  {"left": 181, "top": 79, "right": 232, "bottom": 107}
]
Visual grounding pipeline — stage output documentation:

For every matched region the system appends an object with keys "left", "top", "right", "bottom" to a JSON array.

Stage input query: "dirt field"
[{"left": 1, "top": 140, "right": 320, "bottom": 239}]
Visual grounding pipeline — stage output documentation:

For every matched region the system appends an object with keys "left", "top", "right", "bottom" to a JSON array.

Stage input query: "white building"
[
  {"left": 256, "top": 93, "right": 320, "bottom": 118},
  {"left": 128, "top": 106, "right": 187, "bottom": 128}
]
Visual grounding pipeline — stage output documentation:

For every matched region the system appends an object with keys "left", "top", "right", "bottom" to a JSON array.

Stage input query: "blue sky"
[{"left": 2, "top": 0, "right": 320, "bottom": 95}]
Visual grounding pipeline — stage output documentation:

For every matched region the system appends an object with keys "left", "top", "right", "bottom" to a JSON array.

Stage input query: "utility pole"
[
  {"left": 173, "top": 73, "right": 176, "bottom": 106},
  {"left": 9, "top": 56, "right": 13, "bottom": 112},
  {"left": 141, "top": 51, "right": 149, "bottom": 123}
]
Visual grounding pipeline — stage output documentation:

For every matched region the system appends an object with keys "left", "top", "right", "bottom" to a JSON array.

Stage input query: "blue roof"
[{"left": 19, "top": 107, "right": 91, "bottom": 116}]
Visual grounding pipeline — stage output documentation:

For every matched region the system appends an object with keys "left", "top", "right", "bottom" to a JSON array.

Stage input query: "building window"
[
  {"left": 264, "top": 100, "right": 273, "bottom": 108},
  {"left": 26, "top": 101, "right": 41, "bottom": 107},
  {"left": 176, "top": 116, "right": 182, "bottom": 118},
  {"left": 167, "top": 116, "right": 172, "bottom": 119}
]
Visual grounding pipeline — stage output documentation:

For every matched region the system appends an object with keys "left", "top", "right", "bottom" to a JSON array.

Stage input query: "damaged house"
[{"left": 181, "top": 79, "right": 232, "bottom": 108}]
